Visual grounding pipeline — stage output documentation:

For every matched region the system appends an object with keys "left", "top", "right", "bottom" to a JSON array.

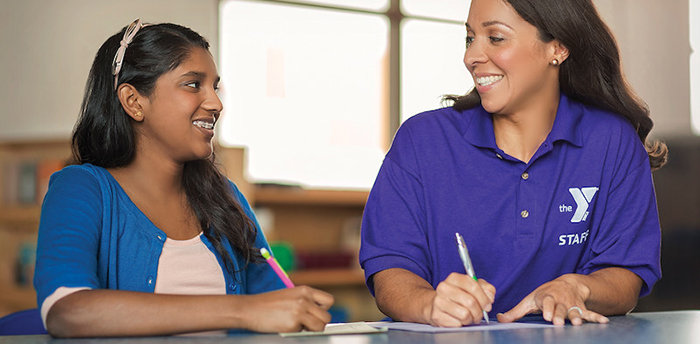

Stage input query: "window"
[
  {"left": 691, "top": 0, "right": 700, "bottom": 135},
  {"left": 280, "top": 0, "right": 387, "bottom": 11},
  {"left": 401, "top": 18, "right": 472, "bottom": 122},
  {"left": 401, "top": 0, "right": 470, "bottom": 22},
  {"left": 219, "top": 0, "right": 471, "bottom": 189}
]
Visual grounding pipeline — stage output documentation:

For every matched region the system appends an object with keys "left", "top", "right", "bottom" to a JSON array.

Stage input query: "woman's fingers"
[
  {"left": 478, "top": 279, "right": 496, "bottom": 304},
  {"left": 500, "top": 276, "right": 610, "bottom": 326},
  {"left": 446, "top": 273, "right": 494, "bottom": 312},
  {"left": 497, "top": 290, "right": 539, "bottom": 323},
  {"left": 430, "top": 273, "right": 494, "bottom": 327},
  {"left": 431, "top": 294, "right": 473, "bottom": 327},
  {"left": 550, "top": 301, "right": 569, "bottom": 326},
  {"left": 500, "top": 280, "right": 611, "bottom": 326},
  {"left": 580, "top": 307, "right": 609, "bottom": 325}
]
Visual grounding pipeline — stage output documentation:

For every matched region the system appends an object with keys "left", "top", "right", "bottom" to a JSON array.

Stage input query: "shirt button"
[
  {"left": 521, "top": 210, "right": 529, "bottom": 218},
  {"left": 496, "top": 153, "right": 503, "bottom": 159},
  {"left": 230, "top": 284, "right": 238, "bottom": 291},
  {"left": 148, "top": 277, "right": 153, "bottom": 285},
  {"left": 521, "top": 172, "right": 529, "bottom": 180}
]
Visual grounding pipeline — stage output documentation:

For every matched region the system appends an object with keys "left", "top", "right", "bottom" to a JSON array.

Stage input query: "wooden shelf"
[
  {"left": 0, "top": 205, "right": 42, "bottom": 227},
  {"left": 0, "top": 139, "right": 70, "bottom": 317},
  {"left": 289, "top": 268, "right": 365, "bottom": 287},
  {"left": 254, "top": 186, "right": 369, "bottom": 207},
  {"left": 0, "top": 139, "right": 71, "bottom": 160}
]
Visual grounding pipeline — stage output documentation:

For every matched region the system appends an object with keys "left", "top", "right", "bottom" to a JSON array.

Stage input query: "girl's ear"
[{"left": 116, "top": 83, "right": 145, "bottom": 122}]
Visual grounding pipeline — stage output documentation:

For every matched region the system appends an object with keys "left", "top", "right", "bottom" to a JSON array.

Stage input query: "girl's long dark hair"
[
  {"left": 446, "top": 0, "right": 667, "bottom": 169},
  {"left": 72, "top": 22, "right": 261, "bottom": 272}
]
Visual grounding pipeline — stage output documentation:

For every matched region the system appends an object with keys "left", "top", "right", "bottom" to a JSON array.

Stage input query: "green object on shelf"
[{"left": 269, "top": 242, "right": 295, "bottom": 272}]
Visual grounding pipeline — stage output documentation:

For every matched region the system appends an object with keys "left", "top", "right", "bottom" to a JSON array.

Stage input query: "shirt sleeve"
[
  {"left": 227, "top": 181, "right": 286, "bottom": 293},
  {"left": 359, "top": 122, "right": 433, "bottom": 295},
  {"left": 580, "top": 132, "right": 662, "bottom": 297},
  {"left": 33, "top": 167, "right": 104, "bottom": 310},
  {"left": 40, "top": 287, "right": 91, "bottom": 328}
]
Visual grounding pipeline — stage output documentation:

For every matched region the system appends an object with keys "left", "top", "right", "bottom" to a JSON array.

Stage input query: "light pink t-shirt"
[{"left": 154, "top": 233, "right": 226, "bottom": 295}]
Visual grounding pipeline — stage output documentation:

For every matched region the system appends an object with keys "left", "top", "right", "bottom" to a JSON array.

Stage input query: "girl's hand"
[{"left": 239, "top": 286, "right": 334, "bottom": 333}]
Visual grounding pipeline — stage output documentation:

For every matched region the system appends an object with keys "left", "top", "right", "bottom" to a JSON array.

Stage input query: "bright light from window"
[
  {"left": 219, "top": 0, "right": 388, "bottom": 189},
  {"left": 401, "top": 18, "right": 473, "bottom": 122},
  {"left": 286, "top": 0, "right": 388, "bottom": 11},
  {"left": 402, "top": 0, "right": 470, "bottom": 22},
  {"left": 691, "top": 0, "right": 700, "bottom": 135}
]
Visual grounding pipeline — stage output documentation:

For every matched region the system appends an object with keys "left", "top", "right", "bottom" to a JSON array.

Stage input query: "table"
[{"left": 1, "top": 311, "right": 698, "bottom": 343}]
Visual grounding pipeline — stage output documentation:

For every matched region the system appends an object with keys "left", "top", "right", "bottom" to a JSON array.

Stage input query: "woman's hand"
[
  {"left": 497, "top": 273, "right": 608, "bottom": 326},
  {"left": 239, "top": 286, "right": 334, "bottom": 333},
  {"left": 429, "top": 272, "right": 496, "bottom": 327}
]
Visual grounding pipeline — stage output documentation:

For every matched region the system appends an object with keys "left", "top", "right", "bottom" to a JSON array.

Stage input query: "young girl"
[
  {"left": 34, "top": 19, "right": 333, "bottom": 337},
  {"left": 360, "top": 0, "right": 667, "bottom": 327}
]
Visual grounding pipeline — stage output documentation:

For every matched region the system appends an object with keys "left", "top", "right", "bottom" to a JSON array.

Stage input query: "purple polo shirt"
[{"left": 359, "top": 94, "right": 662, "bottom": 315}]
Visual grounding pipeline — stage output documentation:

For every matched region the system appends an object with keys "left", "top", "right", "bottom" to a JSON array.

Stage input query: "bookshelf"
[
  {"left": 0, "top": 140, "right": 72, "bottom": 318},
  {"left": 0, "top": 142, "right": 384, "bottom": 322},
  {"left": 251, "top": 185, "right": 383, "bottom": 321},
  {"left": 289, "top": 268, "right": 365, "bottom": 287}
]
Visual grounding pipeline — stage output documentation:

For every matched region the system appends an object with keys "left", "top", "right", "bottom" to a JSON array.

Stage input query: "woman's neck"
[{"left": 492, "top": 94, "right": 560, "bottom": 164}]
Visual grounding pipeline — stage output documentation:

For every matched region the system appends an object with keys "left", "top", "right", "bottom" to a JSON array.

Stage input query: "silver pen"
[{"left": 455, "top": 232, "right": 490, "bottom": 324}]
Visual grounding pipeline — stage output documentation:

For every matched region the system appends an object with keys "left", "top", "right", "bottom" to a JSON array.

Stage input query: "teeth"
[
  {"left": 476, "top": 75, "right": 503, "bottom": 86},
  {"left": 193, "top": 120, "right": 214, "bottom": 130}
]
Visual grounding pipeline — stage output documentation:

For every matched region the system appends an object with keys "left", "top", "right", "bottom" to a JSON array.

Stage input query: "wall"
[
  {"left": 0, "top": 0, "right": 219, "bottom": 141},
  {"left": 594, "top": 0, "right": 692, "bottom": 139},
  {"left": 592, "top": 0, "right": 700, "bottom": 311}
]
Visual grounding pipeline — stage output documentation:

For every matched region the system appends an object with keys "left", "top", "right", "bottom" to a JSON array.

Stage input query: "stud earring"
[
  {"left": 135, "top": 111, "right": 142, "bottom": 117},
  {"left": 551, "top": 59, "right": 560, "bottom": 66}
]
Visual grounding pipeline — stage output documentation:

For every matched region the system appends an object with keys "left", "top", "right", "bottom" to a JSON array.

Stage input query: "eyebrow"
[
  {"left": 180, "top": 71, "right": 221, "bottom": 83},
  {"left": 180, "top": 71, "right": 205, "bottom": 78},
  {"left": 465, "top": 20, "right": 514, "bottom": 31}
]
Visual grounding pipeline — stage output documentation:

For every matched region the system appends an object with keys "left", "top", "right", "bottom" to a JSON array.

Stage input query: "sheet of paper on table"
[
  {"left": 279, "top": 322, "right": 389, "bottom": 337},
  {"left": 366, "top": 321, "right": 554, "bottom": 333}
]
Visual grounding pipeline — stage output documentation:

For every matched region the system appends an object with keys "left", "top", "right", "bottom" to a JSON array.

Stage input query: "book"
[
  {"left": 36, "top": 159, "right": 65, "bottom": 203},
  {"left": 2, "top": 162, "right": 20, "bottom": 204},
  {"left": 17, "top": 161, "right": 37, "bottom": 204}
]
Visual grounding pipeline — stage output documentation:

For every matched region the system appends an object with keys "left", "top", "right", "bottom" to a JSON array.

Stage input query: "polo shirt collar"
[
  {"left": 547, "top": 93, "right": 584, "bottom": 148},
  {"left": 463, "top": 106, "right": 497, "bottom": 149},
  {"left": 463, "top": 93, "right": 584, "bottom": 149}
]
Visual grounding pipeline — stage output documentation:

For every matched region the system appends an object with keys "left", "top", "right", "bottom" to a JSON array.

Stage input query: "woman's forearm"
[
  {"left": 576, "top": 267, "right": 642, "bottom": 315},
  {"left": 373, "top": 268, "right": 437, "bottom": 324}
]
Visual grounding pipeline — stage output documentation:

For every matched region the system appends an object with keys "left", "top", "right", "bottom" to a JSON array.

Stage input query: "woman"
[
  {"left": 360, "top": 0, "right": 667, "bottom": 327},
  {"left": 34, "top": 19, "right": 333, "bottom": 337}
]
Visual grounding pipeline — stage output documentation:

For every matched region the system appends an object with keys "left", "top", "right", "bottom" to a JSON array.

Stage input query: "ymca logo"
[{"left": 566, "top": 187, "right": 598, "bottom": 222}]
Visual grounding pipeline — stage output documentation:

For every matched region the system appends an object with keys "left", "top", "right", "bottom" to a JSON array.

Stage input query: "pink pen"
[{"left": 261, "top": 248, "right": 295, "bottom": 288}]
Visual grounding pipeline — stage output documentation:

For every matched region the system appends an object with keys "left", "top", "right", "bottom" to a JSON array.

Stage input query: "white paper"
[
  {"left": 367, "top": 321, "right": 554, "bottom": 333},
  {"left": 279, "top": 322, "right": 389, "bottom": 337}
]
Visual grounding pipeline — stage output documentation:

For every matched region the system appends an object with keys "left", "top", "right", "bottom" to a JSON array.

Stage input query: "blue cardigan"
[{"left": 34, "top": 164, "right": 284, "bottom": 310}]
